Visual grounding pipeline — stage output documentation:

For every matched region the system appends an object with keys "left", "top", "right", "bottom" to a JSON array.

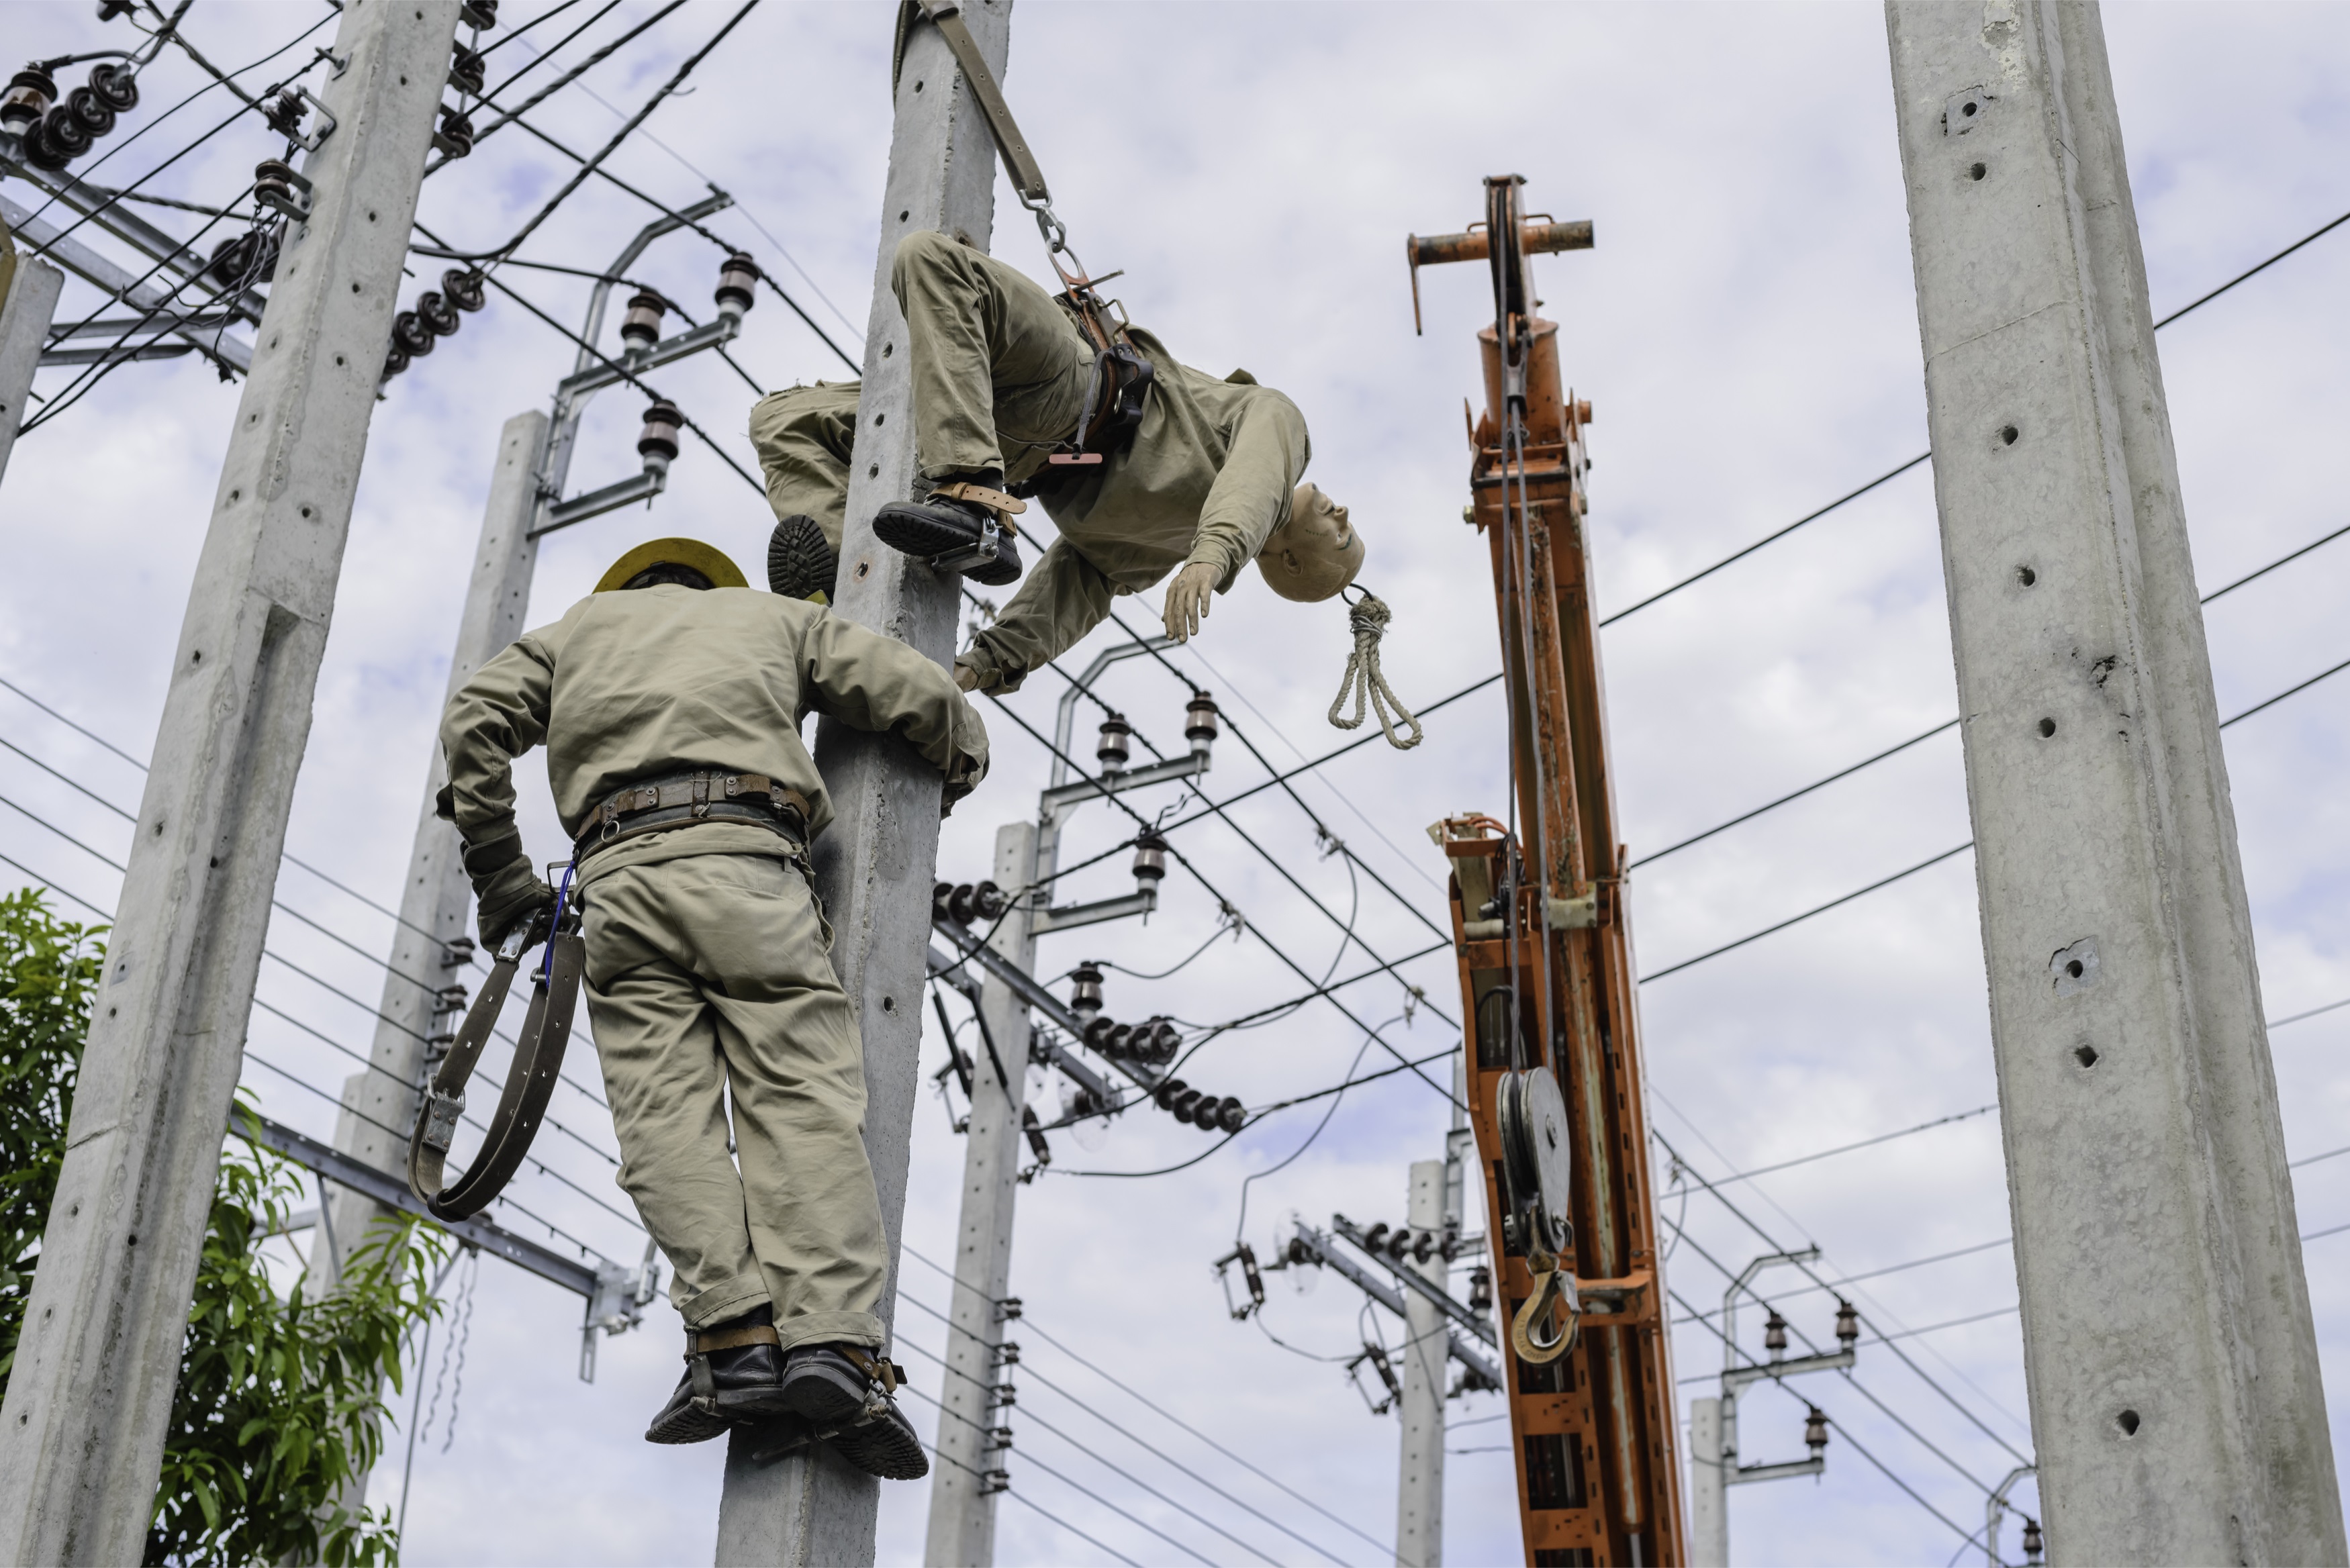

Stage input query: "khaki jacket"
[
  {"left": 748, "top": 329, "right": 1309, "bottom": 695},
  {"left": 441, "top": 585, "right": 987, "bottom": 887}
]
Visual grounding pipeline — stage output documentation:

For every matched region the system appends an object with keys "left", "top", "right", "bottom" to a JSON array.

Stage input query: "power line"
[
  {"left": 896, "top": 1383, "right": 1153, "bottom": 1568},
  {"left": 1593, "top": 202, "right": 2350, "bottom": 628},
  {"left": 1658, "top": 1128, "right": 2034, "bottom": 1467},
  {"left": 896, "top": 1299, "right": 1301, "bottom": 1568},
  {"left": 1638, "top": 643, "right": 2350, "bottom": 982},
  {"left": 1668, "top": 1280, "right": 1994, "bottom": 1555},
  {"left": 1708, "top": 1102, "right": 1999, "bottom": 1185},
  {"left": 898, "top": 1244, "right": 1390, "bottom": 1557},
  {"left": 1633, "top": 516, "right": 2350, "bottom": 873},
  {"left": 976, "top": 688, "right": 1460, "bottom": 1110}
]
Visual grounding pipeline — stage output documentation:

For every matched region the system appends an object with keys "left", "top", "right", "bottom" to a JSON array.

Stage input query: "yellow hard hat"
[{"left": 593, "top": 537, "right": 749, "bottom": 593}]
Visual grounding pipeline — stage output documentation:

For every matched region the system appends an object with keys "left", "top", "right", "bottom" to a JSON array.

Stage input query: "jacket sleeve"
[
  {"left": 1185, "top": 387, "right": 1311, "bottom": 591},
  {"left": 959, "top": 536, "right": 1117, "bottom": 695},
  {"left": 437, "top": 634, "right": 554, "bottom": 875},
  {"left": 802, "top": 611, "right": 990, "bottom": 799}
]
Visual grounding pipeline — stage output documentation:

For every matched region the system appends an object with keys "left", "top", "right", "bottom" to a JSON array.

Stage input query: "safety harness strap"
[
  {"left": 688, "top": 1322, "right": 782, "bottom": 1357},
  {"left": 906, "top": 1, "right": 1049, "bottom": 204},
  {"left": 406, "top": 916, "right": 587, "bottom": 1222}
]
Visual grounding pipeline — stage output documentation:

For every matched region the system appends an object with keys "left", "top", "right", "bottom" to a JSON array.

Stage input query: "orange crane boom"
[{"left": 1416, "top": 175, "right": 1686, "bottom": 1567}]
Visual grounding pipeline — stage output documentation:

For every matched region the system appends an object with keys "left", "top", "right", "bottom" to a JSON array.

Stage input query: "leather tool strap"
[
  {"left": 406, "top": 922, "right": 586, "bottom": 1222},
  {"left": 932, "top": 481, "right": 1027, "bottom": 524},
  {"left": 690, "top": 1322, "right": 782, "bottom": 1356},
  {"left": 911, "top": 1, "right": 1048, "bottom": 204}
]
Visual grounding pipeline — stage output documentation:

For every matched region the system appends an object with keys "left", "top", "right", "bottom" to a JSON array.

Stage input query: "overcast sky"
[{"left": 5, "top": 2, "right": 2349, "bottom": 1564}]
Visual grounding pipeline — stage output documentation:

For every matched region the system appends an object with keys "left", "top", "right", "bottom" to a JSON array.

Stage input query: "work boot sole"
[
  {"left": 827, "top": 1398, "right": 930, "bottom": 1481},
  {"left": 780, "top": 1353, "right": 870, "bottom": 1428},
  {"left": 872, "top": 499, "right": 982, "bottom": 559},
  {"left": 767, "top": 513, "right": 839, "bottom": 604},
  {"left": 645, "top": 1396, "right": 732, "bottom": 1445}
]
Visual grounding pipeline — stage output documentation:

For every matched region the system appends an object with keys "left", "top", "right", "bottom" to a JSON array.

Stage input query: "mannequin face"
[{"left": 1257, "top": 483, "right": 1365, "bottom": 603}]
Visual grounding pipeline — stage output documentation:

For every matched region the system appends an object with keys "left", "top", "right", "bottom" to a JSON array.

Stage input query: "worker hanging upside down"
[
  {"left": 751, "top": 230, "right": 1368, "bottom": 693},
  {"left": 436, "top": 537, "right": 987, "bottom": 1475}
]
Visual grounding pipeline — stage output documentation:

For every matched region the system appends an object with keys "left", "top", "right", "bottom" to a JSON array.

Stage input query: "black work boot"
[
  {"left": 780, "top": 1344, "right": 929, "bottom": 1480},
  {"left": 872, "top": 480, "right": 1025, "bottom": 588},
  {"left": 767, "top": 513, "right": 839, "bottom": 605},
  {"left": 644, "top": 1304, "right": 793, "bottom": 1444}
]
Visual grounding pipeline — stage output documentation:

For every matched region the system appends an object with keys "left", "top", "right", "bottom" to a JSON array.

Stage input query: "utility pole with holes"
[
  {"left": 0, "top": 5, "right": 463, "bottom": 1560},
  {"left": 0, "top": 240, "right": 62, "bottom": 487},
  {"left": 1395, "top": 1159, "right": 1449, "bottom": 1567},
  {"left": 925, "top": 821, "right": 1036, "bottom": 1568},
  {"left": 1885, "top": 3, "right": 2343, "bottom": 1559},
  {"left": 715, "top": 2, "right": 1013, "bottom": 1560}
]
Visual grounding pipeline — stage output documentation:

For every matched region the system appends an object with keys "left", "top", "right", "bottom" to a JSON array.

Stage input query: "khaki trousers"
[
  {"left": 891, "top": 228, "right": 1093, "bottom": 482},
  {"left": 581, "top": 851, "right": 886, "bottom": 1348}
]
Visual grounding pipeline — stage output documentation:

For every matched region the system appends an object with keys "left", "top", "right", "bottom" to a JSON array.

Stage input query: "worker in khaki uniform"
[
  {"left": 438, "top": 537, "right": 986, "bottom": 1477},
  {"left": 750, "top": 230, "right": 1367, "bottom": 691}
]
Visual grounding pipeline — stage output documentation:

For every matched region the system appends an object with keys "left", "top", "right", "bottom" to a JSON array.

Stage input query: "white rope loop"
[{"left": 1326, "top": 591, "right": 1423, "bottom": 750}]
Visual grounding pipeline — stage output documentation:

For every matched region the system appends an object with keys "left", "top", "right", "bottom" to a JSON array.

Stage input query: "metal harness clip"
[{"left": 420, "top": 1088, "right": 466, "bottom": 1155}]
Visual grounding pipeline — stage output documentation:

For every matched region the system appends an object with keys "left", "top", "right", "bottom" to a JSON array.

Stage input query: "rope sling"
[{"left": 1326, "top": 591, "right": 1423, "bottom": 750}]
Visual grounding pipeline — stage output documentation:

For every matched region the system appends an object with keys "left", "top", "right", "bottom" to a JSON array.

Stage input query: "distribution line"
[
  {"left": 502, "top": 38, "right": 865, "bottom": 371},
  {"left": 1641, "top": 641, "right": 2350, "bottom": 983},
  {"left": 1659, "top": 1127, "right": 2033, "bottom": 1467},
  {"left": 978, "top": 689, "right": 1462, "bottom": 1110},
  {"left": 1675, "top": 1236, "right": 2016, "bottom": 1327},
  {"left": 1709, "top": 1103, "right": 2000, "bottom": 1185},
  {"left": 894, "top": 1314, "right": 1293, "bottom": 1568},
  {"left": 1592, "top": 201, "right": 2350, "bottom": 629},
  {"left": 1102, "top": 607, "right": 1454, "bottom": 929},
  {"left": 1633, "top": 513, "right": 2350, "bottom": 874},
  {"left": 1655, "top": 1089, "right": 2034, "bottom": 1438},
  {"left": 899, "top": 1383, "right": 1157, "bottom": 1568},
  {"left": 1668, "top": 1280, "right": 1993, "bottom": 1555},
  {"left": 427, "top": 0, "right": 758, "bottom": 261},
  {"left": 898, "top": 1244, "right": 1393, "bottom": 1557},
  {"left": 1662, "top": 1210, "right": 2008, "bottom": 1498},
  {"left": 0, "top": 849, "right": 632, "bottom": 1256},
  {"left": 0, "top": 733, "right": 614, "bottom": 1113},
  {"left": 452, "top": 0, "right": 691, "bottom": 168}
]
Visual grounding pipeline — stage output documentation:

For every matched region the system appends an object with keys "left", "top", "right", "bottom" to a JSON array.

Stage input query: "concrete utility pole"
[
  {"left": 925, "top": 822, "right": 1035, "bottom": 1568},
  {"left": 321, "top": 408, "right": 546, "bottom": 1282},
  {"left": 1885, "top": 4, "right": 2344, "bottom": 1561},
  {"left": 0, "top": 4, "right": 461, "bottom": 1561},
  {"left": 1395, "top": 1159, "right": 1448, "bottom": 1568},
  {"left": 716, "top": 2, "right": 1013, "bottom": 1559},
  {"left": 0, "top": 240, "right": 62, "bottom": 487}
]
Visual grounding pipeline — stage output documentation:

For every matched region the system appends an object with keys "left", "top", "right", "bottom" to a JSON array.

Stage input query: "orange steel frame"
[{"left": 1427, "top": 178, "right": 1686, "bottom": 1567}]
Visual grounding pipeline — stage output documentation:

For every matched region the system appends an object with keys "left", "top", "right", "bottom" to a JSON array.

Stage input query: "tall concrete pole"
[
  {"left": 0, "top": 4, "right": 462, "bottom": 1561},
  {"left": 716, "top": 2, "right": 1011, "bottom": 1560},
  {"left": 0, "top": 246, "right": 62, "bottom": 487},
  {"left": 1686, "top": 1398, "right": 1727, "bottom": 1567},
  {"left": 1885, "top": 4, "right": 2343, "bottom": 1561},
  {"left": 924, "top": 820, "right": 1035, "bottom": 1567},
  {"left": 1395, "top": 1159, "right": 1448, "bottom": 1567},
  {"left": 320, "top": 410, "right": 547, "bottom": 1269}
]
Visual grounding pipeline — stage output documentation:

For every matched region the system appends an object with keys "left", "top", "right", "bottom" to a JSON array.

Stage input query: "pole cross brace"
[
  {"left": 1722, "top": 1347, "right": 1854, "bottom": 1396},
  {"left": 1727, "top": 1456, "right": 1825, "bottom": 1487},
  {"left": 1038, "top": 749, "right": 1205, "bottom": 812}
]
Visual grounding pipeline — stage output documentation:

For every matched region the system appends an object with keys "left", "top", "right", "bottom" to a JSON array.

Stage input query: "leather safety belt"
[
  {"left": 407, "top": 890, "right": 585, "bottom": 1222},
  {"left": 896, "top": 0, "right": 1154, "bottom": 469}
]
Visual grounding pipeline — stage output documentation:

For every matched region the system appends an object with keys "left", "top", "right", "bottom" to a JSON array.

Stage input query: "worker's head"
[
  {"left": 1255, "top": 483, "right": 1364, "bottom": 603},
  {"left": 593, "top": 538, "right": 749, "bottom": 594}
]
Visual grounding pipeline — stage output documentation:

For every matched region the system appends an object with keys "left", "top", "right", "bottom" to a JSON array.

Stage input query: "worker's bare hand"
[
  {"left": 1162, "top": 562, "right": 1219, "bottom": 643},
  {"left": 953, "top": 662, "right": 980, "bottom": 693}
]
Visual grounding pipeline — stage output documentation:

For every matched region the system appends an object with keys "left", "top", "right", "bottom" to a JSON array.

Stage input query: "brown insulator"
[
  {"left": 620, "top": 289, "right": 667, "bottom": 348},
  {"left": 417, "top": 290, "right": 461, "bottom": 338},
  {"left": 442, "top": 268, "right": 487, "bottom": 311}
]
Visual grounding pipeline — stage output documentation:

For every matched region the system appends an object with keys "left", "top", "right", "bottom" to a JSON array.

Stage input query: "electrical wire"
[
  {"left": 1232, "top": 1026, "right": 1386, "bottom": 1241},
  {"left": 899, "top": 1244, "right": 1390, "bottom": 1558},
  {"left": 1632, "top": 514, "right": 2350, "bottom": 872},
  {"left": 896, "top": 1383, "right": 1153, "bottom": 1568},
  {"left": 1593, "top": 202, "right": 2350, "bottom": 628},
  {"left": 978, "top": 688, "right": 1461, "bottom": 1110},
  {"left": 1639, "top": 645, "right": 2350, "bottom": 981},
  {"left": 7, "top": 9, "right": 336, "bottom": 241},
  {"left": 501, "top": 36, "right": 863, "bottom": 371},
  {"left": 895, "top": 1307, "right": 1299, "bottom": 1568},
  {"left": 1708, "top": 1103, "right": 2000, "bottom": 1185}
]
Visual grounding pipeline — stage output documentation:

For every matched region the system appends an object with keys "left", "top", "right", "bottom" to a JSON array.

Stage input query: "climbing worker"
[
  {"left": 750, "top": 230, "right": 1366, "bottom": 693},
  {"left": 436, "top": 536, "right": 986, "bottom": 1476}
]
